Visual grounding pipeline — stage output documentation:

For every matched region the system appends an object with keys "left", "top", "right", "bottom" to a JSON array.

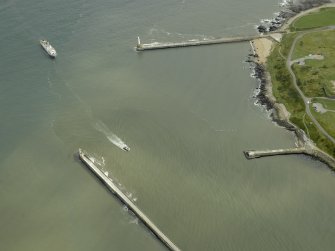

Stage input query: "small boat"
[
  {"left": 40, "top": 39, "right": 57, "bottom": 58},
  {"left": 123, "top": 146, "right": 130, "bottom": 152}
]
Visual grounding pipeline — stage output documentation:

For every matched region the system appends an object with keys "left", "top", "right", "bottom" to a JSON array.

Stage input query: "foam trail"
[{"left": 94, "top": 120, "right": 130, "bottom": 151}]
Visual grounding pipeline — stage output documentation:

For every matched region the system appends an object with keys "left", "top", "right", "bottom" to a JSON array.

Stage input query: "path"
[{"left": 287, "top": 27, "right": 335, "bottom": 144}]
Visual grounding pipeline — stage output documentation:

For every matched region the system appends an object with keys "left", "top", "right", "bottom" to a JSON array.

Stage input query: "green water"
[{"left": 1, "top": 0, "right": 335, "bottom": 250}]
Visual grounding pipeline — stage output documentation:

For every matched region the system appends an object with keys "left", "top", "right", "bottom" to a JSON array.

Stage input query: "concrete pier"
[
  {"left": 78, "top": 149, "right": 181, "bottom": 251},
  {"left": 136, "top": 35, "right": 270, "bottom": 51},
  {"left": 244, "top": 147, "right": 306, "bottom": 159}
]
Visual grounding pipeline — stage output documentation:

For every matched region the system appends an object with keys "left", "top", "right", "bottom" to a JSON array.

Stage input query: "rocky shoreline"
[
  {"left": 252, "top": 63, "right": 295, "bottom": 129},
  {"left": 256, "top": 0, "right": 332, "bottom": 33},
  {"left": 248, "top": 0, "right": 335, "bottom": 169}
]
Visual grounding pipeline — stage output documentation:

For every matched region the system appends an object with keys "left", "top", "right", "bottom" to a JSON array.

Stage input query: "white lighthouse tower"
[{"left": 137, "top": 36, "right": 141, "bottom": 48}]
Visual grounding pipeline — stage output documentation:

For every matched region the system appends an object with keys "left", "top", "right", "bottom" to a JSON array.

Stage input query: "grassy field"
[
  {"left": 303, "top": 115, "right": 335, "bottom": 156},
  {"left": 310, "top": 106, "right": 335, "bottom": 139},
  {"left": 292, "top": 30, "right": 335, "bottom": 97},
  {"left": 290, "top": 7, "right": 335, "bottom": 31}
]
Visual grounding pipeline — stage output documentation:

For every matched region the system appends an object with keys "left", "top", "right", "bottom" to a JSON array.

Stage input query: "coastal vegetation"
[
  {"left": 267, "top": 34, "right": 305, "bottom": 130},
  {"left": 311, "top": 108, "right": 335, "bottom": 139},
  {"left": 266, "top": 7, "right": 335, "bottom": 157}
]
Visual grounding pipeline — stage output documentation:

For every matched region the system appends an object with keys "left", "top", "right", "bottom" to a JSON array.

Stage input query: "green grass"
[
  {"left": 304, "top": 115, "right": 335, "bottom": 156},
  {"left": 292, "top": 64, "right": 325, "bottom": 97},
  {"left": 290, "top": 7, "right": 335, "bottom": 31},
  {"left": 292, "top": 30, "right": 335, "bottom": 60},
  {"left": 278, "top": 33, "right": 296, "bottom": 58},
  {"left": 267, "top": 33, "right": 306, "bottom": 128},
  {"left": 310, "top": 106, "right": 335, "bottom": 139},
  {"left": 291, "top": 30, "right": 335, "bottom": 97}
]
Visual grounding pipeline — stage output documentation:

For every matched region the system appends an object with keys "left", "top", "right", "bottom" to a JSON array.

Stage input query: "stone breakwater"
[{"left": 78, "top": 149, "right": 181, "bottom": 251}]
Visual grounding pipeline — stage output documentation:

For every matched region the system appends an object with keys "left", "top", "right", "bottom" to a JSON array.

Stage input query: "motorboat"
[{"left": 40, "top": 39, "right": 57, "bottom": 58}]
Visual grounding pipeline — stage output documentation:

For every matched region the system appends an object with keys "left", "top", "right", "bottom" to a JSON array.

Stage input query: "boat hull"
[{"left": 39, "top": 40, "right": 57, "bottom": 58}]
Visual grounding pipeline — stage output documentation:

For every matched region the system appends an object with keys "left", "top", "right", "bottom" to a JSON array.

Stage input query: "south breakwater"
[{"left": 78, "top": 149, "right": 181, "bottom": 251}]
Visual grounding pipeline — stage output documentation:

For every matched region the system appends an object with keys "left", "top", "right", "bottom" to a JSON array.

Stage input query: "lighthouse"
[{"left": 137, "top": 36, "right": 141, "bottom": 48}]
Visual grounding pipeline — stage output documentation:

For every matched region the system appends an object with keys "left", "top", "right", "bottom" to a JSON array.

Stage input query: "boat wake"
[{"left": 94, "top": 120, "right": 130, "bottom": 152}]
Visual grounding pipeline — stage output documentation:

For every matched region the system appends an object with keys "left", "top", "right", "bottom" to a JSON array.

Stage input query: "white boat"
[
  {"left": 122, "top": 146, "right": 130, "bottom": 152},
  {"left": 40, "top": 39, "right": 57, "bottom": 58}
]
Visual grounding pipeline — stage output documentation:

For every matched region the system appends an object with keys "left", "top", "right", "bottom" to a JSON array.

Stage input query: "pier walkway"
[
  {"left": 78, "top": 149, "right": 181, "bottom": 251},
  {"left": 135, "top": 34, "right": 271, "bottom": 51},
  {"left": 244, "top": 147, "right": 306, "bottom": 159}
]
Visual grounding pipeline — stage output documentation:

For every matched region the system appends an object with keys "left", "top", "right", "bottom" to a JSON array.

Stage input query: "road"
[{"left": 286, "top": 27, "right": 335, "bottom": 144}]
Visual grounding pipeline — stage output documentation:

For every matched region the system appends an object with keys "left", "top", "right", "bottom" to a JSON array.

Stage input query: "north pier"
[{"left": 135, "top": 34, "right": 274, "bottom": 51}]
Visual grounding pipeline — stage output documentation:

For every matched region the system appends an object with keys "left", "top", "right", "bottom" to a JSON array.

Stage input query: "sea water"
[{"left": 1, "top": 0, "right": 335, "bottom": 250}]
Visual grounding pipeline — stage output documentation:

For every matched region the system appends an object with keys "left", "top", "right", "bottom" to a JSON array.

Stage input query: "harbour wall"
[
  {"left": 78, "top": 149, "right": 181, "bottom": 251},
  {"left": 136, "top": 35, "right": 271, "bottom": 51},
  {"left": 244, "top": 147, "right": 306, "bottom": 159}
]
